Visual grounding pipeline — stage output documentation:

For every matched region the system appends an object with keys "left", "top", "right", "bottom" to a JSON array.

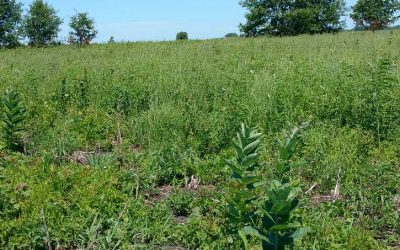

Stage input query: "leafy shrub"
[
  {"left": 225, "top": 123, "right": 309, "bottom": 249},
  {"left": 69, "top": 12, "right": 97, "bottom": 46},
  {"left": 1, "top": 90, "right": 27, "bottom": 153},
  {"left": 0, "top": 0, "right": 23, "bottom": 49},
  {"left": 23, "top": 0, "right": 63, "bottom": 46},
  {"left": 176, "top": 32, "right": 188, "bottom": 40}
]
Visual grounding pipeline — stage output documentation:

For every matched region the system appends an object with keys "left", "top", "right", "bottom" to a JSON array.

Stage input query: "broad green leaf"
[
  {"left": 271, "top": 200, "right": 292, "bottom": 215},
  {"left": 287, "top": 187, "right": 301, "bottom": 201},
  {"left": 254, "top": 203, "right": 275, "bottom": 223},
  {"left": 279, "top": 146, "right": 289, "bottom": 161},
  {"left": 241, "top": 226, "right": 270, "bottom": 243},
  {"left": 241, "top": 153, "right": 258, "bottom": 166},
  {"left": 237, "top": 132, "right": 245, "bottom": 148},
  {"left": 252, "top": 180, "right": 267, "bottom": 188},
  {"left": 233, "top": 142, "right": 245, "bottom": 160},
  {"left": 241, "top": 176, "right": 258, "bottom": 185},
  {"left": 249, "top": 133, "right": 262, "bottom": 140},
  {"left": 239, "top": 230, "right": 250, "bottom": 250},
  {"left": 224, "top": 159, "right": 242, "bottom": 175},
  {"left": 243, "top": 139, "right": 261, "bottom": 154},
  {"left": 269, "top": 222, "right": 301, "bottom": 232}
]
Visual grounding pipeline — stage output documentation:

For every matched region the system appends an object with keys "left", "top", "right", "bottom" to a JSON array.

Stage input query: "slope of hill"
[{"left": 0, "top": 30, "right": 399, "bottom": 249}]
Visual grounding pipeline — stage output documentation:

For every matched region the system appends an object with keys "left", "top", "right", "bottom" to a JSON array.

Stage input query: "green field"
[{"left": 0, "top": 30, "right": 399, "bottom": 249}]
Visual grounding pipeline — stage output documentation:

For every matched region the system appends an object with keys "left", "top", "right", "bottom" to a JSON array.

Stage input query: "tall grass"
[{"left": 0, "top": 30, "right": 399, "bottom": 249}]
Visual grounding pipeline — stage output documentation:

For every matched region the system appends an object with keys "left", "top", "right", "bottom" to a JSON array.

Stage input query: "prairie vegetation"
[{"left": 0, "top": 30, "right": 399, "bottom": 249}]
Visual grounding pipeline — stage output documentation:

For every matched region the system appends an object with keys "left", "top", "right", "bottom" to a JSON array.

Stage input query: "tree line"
[
  {"left": 1, "top": 0, "right": 400, "bottom": 48},
  {"left": 240, "top": 0, "right": 400, "bottom": 37},
  {"left": 0, "top": 0, "right": 97, "bottom": 48}
]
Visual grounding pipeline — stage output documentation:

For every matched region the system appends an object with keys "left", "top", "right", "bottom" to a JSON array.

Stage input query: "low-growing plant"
[
  {"left": 225, "top": 123, "right": 309, "bottom": 250},
  {"left": 86, "top": 153, "right": 116, "bottom": 169},
  {"left": 1, "top": 89, "right": 27, "bottom": 153},
  {"left": 240, "top": 181, "right": 308, "bottom": 250},
  {"left": 167, "top": 189, "right": 194, "bottom": 217}
]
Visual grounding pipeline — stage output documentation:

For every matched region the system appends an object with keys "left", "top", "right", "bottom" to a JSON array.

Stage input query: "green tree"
[
  {"left": 351, "top": 0, "right": 400, "bottom": 30},
  {"left": 23, "top": 0, "right": 62, "bottom": 46},
  {"left": 225, "top": 32, "right": 239, "bottom": 38},
  {"left": 69, "top": 12, "right": 97, "bottom": 46},
  {"left": 176, "top": 31, "right": 188, "bottom": 40},
  {"left": 108, "top": 36, "right": 115, "bottom": 44},
  {"left": 239, "top": 0, "right": 346, "bottom": 37},
  {"left": 0, "top": 0, "right": 22, "bottom": 48}
]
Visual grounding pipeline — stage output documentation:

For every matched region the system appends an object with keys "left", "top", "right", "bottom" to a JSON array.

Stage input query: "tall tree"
[
  {"left": 0, "top": 0, "right": 22, "bottom": 48},
  {"left": 176, "top": 31, "right": 188, "bottom": 40},
  {"left": 69, "top": 12, "right": 97, "bottom": 46},
  {"left": 351, "top": 0, "right": 400, "bottom": 30},
  {"left": 239, "top": 0, "right": 346, "bottom": 37},
  {"left": 23, "top": 0, "right": 62, "bottom": 46}
]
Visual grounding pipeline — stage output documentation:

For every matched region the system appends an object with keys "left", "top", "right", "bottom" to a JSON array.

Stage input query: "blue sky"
[{"left": 20, "top": 0, "right": 359, "bottom": 42}]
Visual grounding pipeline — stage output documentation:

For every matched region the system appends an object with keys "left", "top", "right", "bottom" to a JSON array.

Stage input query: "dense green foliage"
[
  {"left": 225, "top": 32, "right": 239, "bottom": 38},
  {"left": 69, "top": 12, "right": 97, "bottom": 46},
  {"left": 351, "top": 0, "right": 400, "bottom": 30},
  {"left": 0, "top": 0, "right": 22, "bottom": 48},
  {"left": 0, "top": 31, "right": 399, "bottom": 249},
  {"left": 108, "top": 36, "right": 116, "bottom": 44},
  {"left": 23, "top": 0, "right": 62, "bottom": 46},
  {"left": 226, "top": 124, "right": 309, "bottom": 249},
  {"left": 240, "top": 0, "right": 346, "bottom": 36},
  {"left": 176, "top": 31, "right": 188, "bottom": 40},
  {"left": 1, "top": 89, "right": 26, "bottom": 152}
]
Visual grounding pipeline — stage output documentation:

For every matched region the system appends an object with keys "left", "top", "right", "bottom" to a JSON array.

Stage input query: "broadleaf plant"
[
  {"left": 241, "top": 181, "right": 310, "bottom": 250},
  {"left": 225, "top": 123, "right": 263, "bottom": 226},
  {"left": 276, "top": 122, "right": 309, "bottom": 183},
  {"left": 225, "top": 123, "right": 309, "bottom": 250},
  {"left": 1, "top": 89, "right": 27, "bottom": 153}
]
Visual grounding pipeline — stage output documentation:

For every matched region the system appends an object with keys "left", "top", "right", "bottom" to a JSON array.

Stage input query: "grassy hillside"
[{"left": 0, "top": 30, "right": 399, "bottom": 249}]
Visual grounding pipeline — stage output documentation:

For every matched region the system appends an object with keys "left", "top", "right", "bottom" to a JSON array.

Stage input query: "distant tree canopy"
[
  {"left": 108, "top": 36, "right": 115, "bottom": 44},
  {"left": 240, "top": 0, "right": 346, "bottom": 37},
  {"left": 176, "top": 31, "right": 188, "bottom": 40},
  {"left": 225, "top": 32, "right": 239, "bottom": 38},
  {"left": 23, "top": 0, "right": 62, "bottom": 46},
  {"left": 0, "top": 0, "right": 22, "bottom": 48},
  {"left": 69, "top": 12, "right": 97, "bottom": 46},
  {"left": 351, "top": 0, "right": 400, "bottom": 31}
]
